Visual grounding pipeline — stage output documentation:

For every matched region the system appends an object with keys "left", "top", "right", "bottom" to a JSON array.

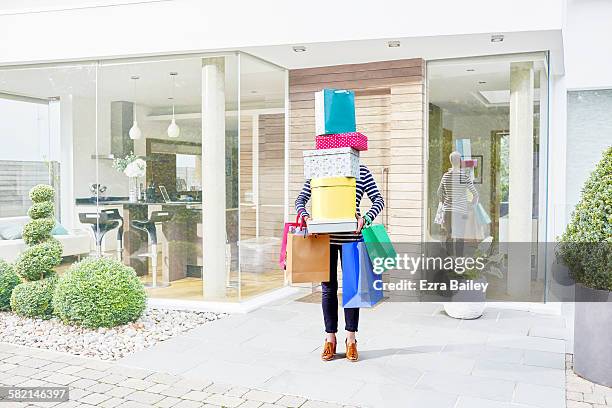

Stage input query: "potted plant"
[
  {"left": 113, "top": 152, "right": 146, "bottom": 202},
  {"left": 443, "top": 237, "right": 505, "bottom": 319},
  {"left": 558, "top": 146, "right": 611, "bottom": 387}
]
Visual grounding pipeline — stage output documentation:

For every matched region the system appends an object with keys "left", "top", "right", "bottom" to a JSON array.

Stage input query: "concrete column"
[
  {"left": 202, "top": 57, "right": 227, "bottom": 299},
  {"left": 508, "top": 62, "right": 534, "bottom": 297}
]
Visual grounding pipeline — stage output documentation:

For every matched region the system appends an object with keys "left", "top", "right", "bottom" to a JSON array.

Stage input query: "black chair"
[
  {"left": 78, "top": 212, "right": 119, "bottom": 257},
  {"left": 100, "top": 208, "right": 124, "bottom": 260},
  {"left": 131, "top": 210, "right": 174, "bottom": 288}
]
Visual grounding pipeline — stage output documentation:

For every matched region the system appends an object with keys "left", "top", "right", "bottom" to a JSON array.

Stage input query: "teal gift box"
[{"left": 315, "top": 89, "right": 356, "bottom": 135}]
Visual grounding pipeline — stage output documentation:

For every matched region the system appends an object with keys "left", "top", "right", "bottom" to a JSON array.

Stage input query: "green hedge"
[
  {"left": 559, "top": 146, "right": 612, "bottom": 291},
  {"left": 0, "top": 260, "right": 20, "bottom": 311},
  {"left": 53, "top": 257, "right": 147, "bottom": 328},
  {"left": 29, "top": 184, "right": 55, "bottom": 203},
  {"left": 11, "top": 277, "right": 57, "bottom": 319},
  {"left": 22, "top": 218, "right": 56, "bottom": 246},
  {"left": 15, "top": 240, "right": 62, "bottom": 281},
  {"left": 28, "top": 201, "right": 55, "bottom": 219}
]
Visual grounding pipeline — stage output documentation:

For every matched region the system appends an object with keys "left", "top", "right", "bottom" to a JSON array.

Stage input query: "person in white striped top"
[
  {"left": 437, "top": 151, "right": 479, "bottom": 256},
  {"left": 295, "top": 164, "right": 384, "bottom": 362}
]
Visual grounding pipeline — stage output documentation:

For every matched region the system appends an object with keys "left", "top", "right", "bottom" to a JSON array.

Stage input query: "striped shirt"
[
  {"left": 295, "top": 165, "right": 384, "bottom": 244},
  {"left": 437, "top": 168, "right": 479, "bottom": 214}
]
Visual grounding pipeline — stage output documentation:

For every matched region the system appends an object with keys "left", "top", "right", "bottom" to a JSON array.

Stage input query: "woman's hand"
[{"left": 356, "top": 216, "right": 365, "bottom": 233}]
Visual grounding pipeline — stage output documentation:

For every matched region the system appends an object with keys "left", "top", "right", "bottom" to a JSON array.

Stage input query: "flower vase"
[{"left": 129, "top": 177, "right": 138, "bottom": 202}]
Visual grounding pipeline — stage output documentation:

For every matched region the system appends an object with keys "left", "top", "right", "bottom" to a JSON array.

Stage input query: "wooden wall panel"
[{"left": 288, "top": 58, "right": 425, "bottom": 242}]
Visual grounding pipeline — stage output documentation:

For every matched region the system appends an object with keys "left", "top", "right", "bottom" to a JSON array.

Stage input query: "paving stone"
[
  {"left": 100, "top": 373, "right": 130, "bottom": 385},
  {"left": 300, "top": 402, "right": 343, "bottom": 408},
  {"left": 100, "top": 397, "right": 128, "bottom": 408},
  {"left": 18, "top": 378, "right": 46, "bottom": 387},
  {"left": 42, "top": 362, "right": 68, "bottom": 372},
  {"left": 204, "top": 383, "right": 232, "bottom": 394},
  {"left": 567, "top": 401, "right": 593, "bottom": 408},
  {"left": 275, "top": 395, "right": 306, "bottom": 408},
  {"left": 109, "top": 366, "right": 154, "bottom": 379},
  {"left": 236, "top": 400, "right": 263, "bottom": 408},
  {"left": 117, "top": 401, "right": 152, "bottom": 408},
  {"left": 584, "top": 394, "right": 607, "bottom": 404},
  {"left": 20, "top": 358, "right": 52, "bottom": 369},
  {"left": 225, "top": 386, "right": 250, "bottom": 397},
  {"left": 87, "top": 381, "right": 115, "bottom": 393},
  {"left": 31, "top": 370, "right": 52, "bottom": 380},
  {"left": 158, "top": 385, "right": 191, "bottom": 398},
  {"left": 57, "top": 365, "right": 84, "bottom": 375},
  {"left": 2, "top": 374, "right": 29, "bottom": 385},
  {"left": 79, "top": 392, "right": 112, "bottom": 405},
  {"left": 126, "top": 390, "right": 166, "bottom": 405},
  {"left": 567, "top": 391, "right": 584, "bottom": 401},
  {"left": 70, "top": 378, "right": 98, "bottom": 389},
  {"left": 147, "top": 372, "right": 180, "bottom": 385},
  {"left": 183, "top": 390, "right": 212, "bottom": 402},
  {"left": 77, "top": 368, "right": 108, "bottom": 380},
  {"left": 4, "top": 354, "right": 30, "bottom": 364},
  {"left": 514, "top": 382, "right": 565, "bottom": 408},
  {"left": 67, "top": 388, "right": 91, "bottom": 401},
  {"left": 147, "top": 382, "right": 169, "bottom": 393},
  {"left": 568, "top": 381, "right": 595, "bottom": 394},
  {"left": 7, "top": 365, "right": 40, "bottom": 377},
  {"left": 0, "top": 362, "right": 18, "bottom": 372},
  {"left": 243, "top": 390, "right": 283, "bottom": 403},
  {"left": 173, "top": 400, "right": 204, "bottom": 408},
  {"left": 107, "top": 386, "right": 137, "bottom": 398},
  {"left": 81, "top": 359, "right": 114, "bottom": 371},
  {"left": 205, "top": 393, "right": 245, "bottom": 407},
  {"left": 176, "top": 377, "right": 214, "bottom": 391},
  {"left": 123, "top": 378, "right": 156, "bottom": 390},
  {"left": 155, "top": 396, "right": 182, "bottom": 408}
]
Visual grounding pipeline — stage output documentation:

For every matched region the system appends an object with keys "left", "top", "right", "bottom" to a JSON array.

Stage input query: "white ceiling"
[{"left": 0, "top": 55, "right": 285, "bottom": 110}]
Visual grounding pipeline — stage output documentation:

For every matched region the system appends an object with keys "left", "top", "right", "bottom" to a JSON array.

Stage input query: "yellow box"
[{"left": 311, "top": 177, "right": 356, "bottom": 220}]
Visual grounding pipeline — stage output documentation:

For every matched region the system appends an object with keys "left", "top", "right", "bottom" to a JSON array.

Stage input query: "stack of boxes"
[{"left": 303, "top": 89, "right": 368, "bottom": 233}]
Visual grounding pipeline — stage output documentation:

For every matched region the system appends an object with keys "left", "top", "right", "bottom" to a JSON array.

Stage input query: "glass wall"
[
  {"left": 426, "top": 53, "right": 549, "bottom": 300},
  {"left": 0, "top": 52, "right": 287, "bottom": 302}
]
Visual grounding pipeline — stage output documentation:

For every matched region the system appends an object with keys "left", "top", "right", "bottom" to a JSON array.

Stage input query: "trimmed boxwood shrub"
[
  {"left": 28, "top": 201, "right": 54, "bottom": 219},
  {"left": 22, "top": 218, "right": 56, "bottom": 246},
  {"left": 15, "top": 240, "right": 63, "bottom": 281},
  {"left": 10, "top": 277, "right": 57, "bottom": 319},
  {"left": 0, "top": 260, "right": 20, "bottom": 311},
  {"left": 29, "top": 184, "right": 55, "bottom": 203},
  {"left": 53, "top": 257, "right": 147, "bottom": 328},
  {"left": 558, "top": 146, "right": 612, "bottom": 291}
]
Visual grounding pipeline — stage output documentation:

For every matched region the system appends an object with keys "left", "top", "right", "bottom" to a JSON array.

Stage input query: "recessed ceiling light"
[
  {"left": 387, "top": 40, "right": 401, "bottom": 48},
  {"left": 466, "top": 69, "right": 475, "bottom": 72},
  {"left": 491, "top": 34, "right": 504, "bottom": 43},
  {"left": 478, "top": 81, "right": 487, "bottom": 84},
  {"left": 292, "top": 45, "right": 307, "bottom": 53}
]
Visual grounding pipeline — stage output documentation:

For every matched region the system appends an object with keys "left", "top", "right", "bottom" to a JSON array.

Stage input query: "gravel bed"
[{"left": 0, "top": 308, "right": 227, "bottom": 360}]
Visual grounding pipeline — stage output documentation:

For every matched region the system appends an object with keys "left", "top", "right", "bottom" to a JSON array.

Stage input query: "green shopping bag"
[{"left": 362, "top": 224, "right": 397, "bottom": 270}]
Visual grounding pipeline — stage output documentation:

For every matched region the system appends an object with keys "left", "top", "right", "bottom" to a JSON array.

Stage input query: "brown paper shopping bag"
[{"left": 286, "top": 232, "right": 330, "bottom": 283}]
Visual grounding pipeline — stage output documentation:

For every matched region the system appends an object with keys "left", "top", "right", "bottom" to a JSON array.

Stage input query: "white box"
[
  {"left": 307, "top": 219, "right": 358, "bottom": 234},
  {"left": 303, "top": 147, "right": 360, "bottom": 180}
]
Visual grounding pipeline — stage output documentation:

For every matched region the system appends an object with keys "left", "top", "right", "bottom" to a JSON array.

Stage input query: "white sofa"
[{"left": 0, "top": 216, "right": 90, "bottom": 263}]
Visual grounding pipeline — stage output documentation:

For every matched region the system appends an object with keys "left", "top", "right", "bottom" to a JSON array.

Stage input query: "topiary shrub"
[
  {"left": 0, "top": 260, "right": 20, "bottom": 311},
  {"left": 53, "top": 257, "right": 147, "bottom": 328},
  {"left": 10, "top": 277, "right": 57, "bottom": 319},
  {"left": 15, "top": 240, "right": 63, "bottom": 281},
  {"left": 558, "top": 146, "right": 612, "bottom": 291},
  {"left": 22, "top": 218, "right": 56, "bottom": 246},
  {"left": 28, "top": 201, "right": 54, "bottom": 219},
  {"left": 29, "top": 184, "right": 55, "bottom": 203}
]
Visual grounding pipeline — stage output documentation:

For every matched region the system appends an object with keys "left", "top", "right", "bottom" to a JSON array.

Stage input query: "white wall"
[
  {"left": 0, "top": 98, "right": 50, "bottom": 161},
  {"left": 564, "top": 0, "right": 612, "bottom": 89}
]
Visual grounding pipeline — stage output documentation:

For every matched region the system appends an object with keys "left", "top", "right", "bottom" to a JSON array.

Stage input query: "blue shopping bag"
[
  {"left": 341, "top": 241, "right": 383, "bottom": 308},
  {"left": 474, "top": 203, "right": 491, "bottom": 225},
  {"left": 315, "top": 89, "right": 356, "bottom": 135}
]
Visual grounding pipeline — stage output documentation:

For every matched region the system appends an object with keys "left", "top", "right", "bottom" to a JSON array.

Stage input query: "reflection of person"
[
  {"left": 295, "top": 164, "right": 384, "bottom": 362},
  {"left": 437, "top": 151, "right": 479, "bottom": 256}
]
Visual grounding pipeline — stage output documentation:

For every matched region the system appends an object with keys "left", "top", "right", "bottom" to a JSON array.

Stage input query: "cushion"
[
  {"left": 0, "top": 223, "right": 23, "bottom": 240},
  {"left": 52, "top": 223, "right": 69, "bottom": 236}
]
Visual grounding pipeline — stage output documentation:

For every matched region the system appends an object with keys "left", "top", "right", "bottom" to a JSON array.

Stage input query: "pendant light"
[
  {"left": 129, "top": 75, "right": 142, "bottom": 140},
  {"left": 167, "top": 72, "right": 180, "bottom": 138}
]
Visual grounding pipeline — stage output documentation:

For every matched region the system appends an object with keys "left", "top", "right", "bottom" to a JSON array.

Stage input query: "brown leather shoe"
[
  {"left": 346, "top": 340, "right": 358, "bottom": 362},
  {"left": 321, "top": 341, "right": 336, "bottom": 361}
]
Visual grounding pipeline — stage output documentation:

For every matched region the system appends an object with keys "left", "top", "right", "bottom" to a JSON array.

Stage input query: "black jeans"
[{"left": 322, "top": 244, "right": 359, "bottom": 333}]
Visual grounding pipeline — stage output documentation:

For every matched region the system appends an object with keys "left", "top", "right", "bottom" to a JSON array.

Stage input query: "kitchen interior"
[{"left": 0, "top": 53, "right": 287, "bottom": 302}]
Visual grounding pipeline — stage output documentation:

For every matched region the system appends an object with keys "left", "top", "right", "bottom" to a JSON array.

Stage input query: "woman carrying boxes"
[{"left": 294, "top": 89, "right": 384, "bottom": 362}]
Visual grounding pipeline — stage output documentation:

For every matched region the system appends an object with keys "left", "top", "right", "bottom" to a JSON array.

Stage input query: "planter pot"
[
  {"left": 444, "top": 277, "right": 487, "bottom": 319},
  {"left": 574, "top": 283, "right": 612, "bottom": 387}
]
